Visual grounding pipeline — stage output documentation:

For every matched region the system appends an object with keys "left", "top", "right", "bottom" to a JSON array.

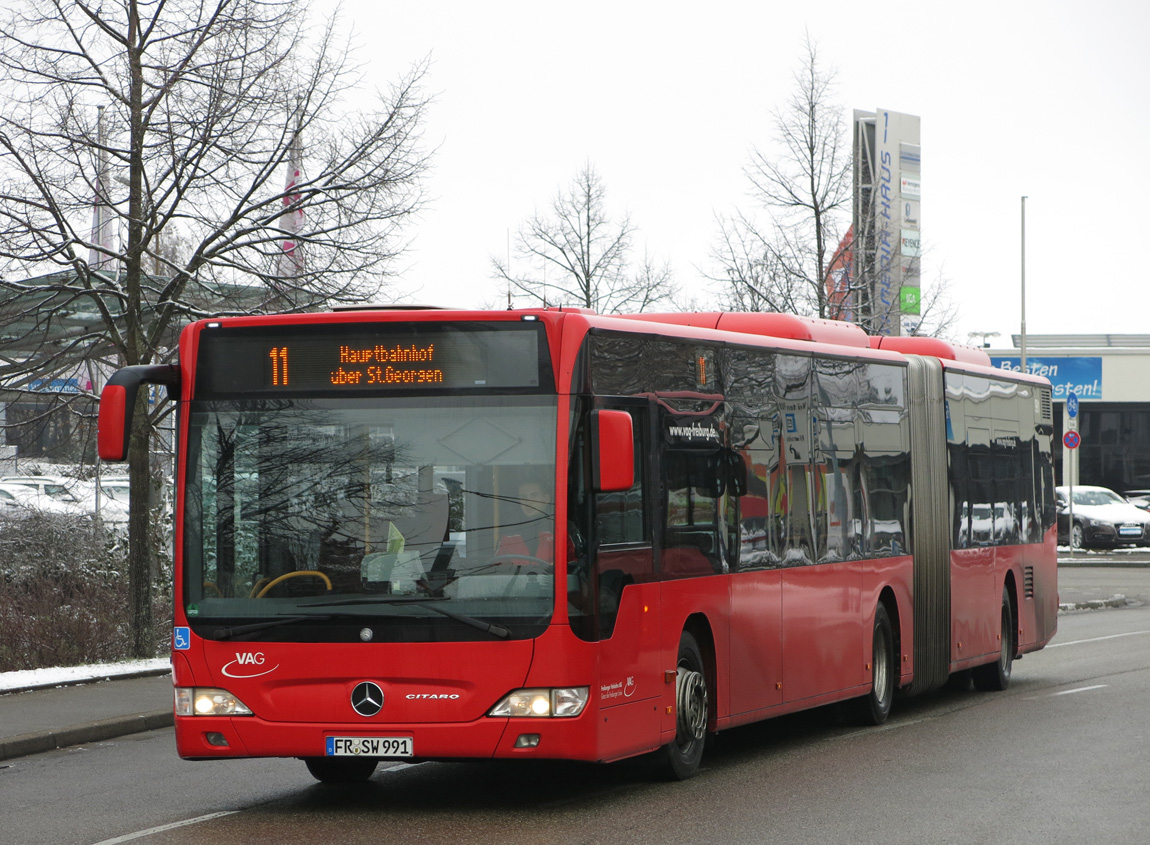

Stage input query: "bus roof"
[{"left": 868, "top": 335, "right": 992, "bottom": 366}]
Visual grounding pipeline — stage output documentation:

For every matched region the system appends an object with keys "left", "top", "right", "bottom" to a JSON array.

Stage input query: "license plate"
[
  {"left": 1119, "top": 524, "right": 1142, "bottom": 536},
  {"left": 326, "top": 736, "right": 413, "bottom": 757}
]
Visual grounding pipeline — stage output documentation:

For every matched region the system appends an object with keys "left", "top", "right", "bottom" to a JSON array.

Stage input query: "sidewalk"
[{"left": 0, "top": 669, "right": 172, "bottom": 761}]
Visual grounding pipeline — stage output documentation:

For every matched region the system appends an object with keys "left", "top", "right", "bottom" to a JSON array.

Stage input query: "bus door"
[
  {"left": 652, "top": 396, "right": 740, "bottom": 727},
  {"left": 951, "top": 426, "right": 998, "bottom": 664},
  {"left": 568, "top": 400, "right": 661, "bottom": 758},
  {"left": 728, "top": 415, "right": 785, "bottom": 718},
  {"left": 779, "top": 355, "right": 865, "bottom": 703}
]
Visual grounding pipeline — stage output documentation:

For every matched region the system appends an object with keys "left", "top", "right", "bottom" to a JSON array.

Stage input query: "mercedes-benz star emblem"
[{"left": 351, "top": 681, "right": 384, "bottom": 717}]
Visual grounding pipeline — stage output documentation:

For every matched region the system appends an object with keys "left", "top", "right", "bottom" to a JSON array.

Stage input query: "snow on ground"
[{"left": 0, "top": 658, "right": 169, "bottom": 692}]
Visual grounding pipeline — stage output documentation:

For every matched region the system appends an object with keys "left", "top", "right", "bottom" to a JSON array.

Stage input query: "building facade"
[{"left": 989, "top": 334, "right": 1150, "bottom": 493}]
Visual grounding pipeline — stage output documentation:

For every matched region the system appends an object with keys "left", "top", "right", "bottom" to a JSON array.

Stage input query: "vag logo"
[{"left": 221, "top": 652, "right": 279, "bottom": 678}]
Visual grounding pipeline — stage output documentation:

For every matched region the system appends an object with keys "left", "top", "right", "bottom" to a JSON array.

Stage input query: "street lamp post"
[{"left": 1021, "top": 196, "right": 1028, "bottom": 373}]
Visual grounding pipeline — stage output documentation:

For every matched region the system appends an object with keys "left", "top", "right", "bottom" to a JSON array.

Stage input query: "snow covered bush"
[{"left": 0, "top": 512, "right": 172, "bottom": 671}]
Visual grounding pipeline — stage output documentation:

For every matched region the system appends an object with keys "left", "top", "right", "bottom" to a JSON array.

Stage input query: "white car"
[
  {"left": 0, "top": 474, "right": 128, "bottom": 522},
  {"left": 0, "top": 481, "right": 82, "bottom": 516},
  {"left": 0, "top": 474, "right": 81, "bottom": 499},
  {"left": 0, "top": 482, "right": 37, "bottom": 516},
  {"left": 1056, "top": 485, "right": 1150, "bottom": 549},
  {"left": 96, "top": 478, "right": 131, "bottom": 503},
  {"left": 78, "top": 478, "right": 131, "bottom": 524}
]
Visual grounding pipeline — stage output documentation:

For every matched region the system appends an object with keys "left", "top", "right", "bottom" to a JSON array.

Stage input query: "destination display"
[{"left": 195, "top": 322, "right": 550, "bottom": 395}]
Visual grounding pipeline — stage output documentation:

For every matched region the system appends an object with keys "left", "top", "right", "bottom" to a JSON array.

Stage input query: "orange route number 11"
[{"left": 269, "top": 346, "right": 289, "bottom": 386}]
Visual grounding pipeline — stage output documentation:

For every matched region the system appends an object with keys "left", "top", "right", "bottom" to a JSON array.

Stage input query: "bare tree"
[
  {"left": 492, "top": 164, "right": 675, "bottom": 314},
  {"left": 709, "top": 34, "right": 851, "bottom": 320},
  {"left": 709, "top": 209, "right": 814, "bottom": 315},
  {"left": 0, "top": 0, "right": 431, "bottom": 656},
  {"left": 711, "top": 36, "right": 962, "bottom": 338}
]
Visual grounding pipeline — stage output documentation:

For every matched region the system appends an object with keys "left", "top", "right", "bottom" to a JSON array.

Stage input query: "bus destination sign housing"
[{"left": 195, "top": 321, "right": 552, "bottom": 396}]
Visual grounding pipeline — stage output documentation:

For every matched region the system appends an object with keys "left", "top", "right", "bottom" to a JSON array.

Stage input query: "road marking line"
[
  {"left": 1046, "top": 630, "right": 1150, "bottom": 648},
  {"left": 1050, "top": 685, "right": 1108, "bottom": 696},
  {"left": 91, "top": 811, "right": 239, "bottom": 844},
  {"left": 91, "top": 760, "right": 417, "bottom": 843}
]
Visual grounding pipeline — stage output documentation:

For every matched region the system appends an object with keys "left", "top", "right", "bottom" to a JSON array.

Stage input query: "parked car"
[
  {"left": 96, "top": 477, "right": 131, "bottom": 503},
  {"left": 1123, "top": 489, "right": 1150, "bottom": 511},
  {"left": 0, "top": 482, "right": 38, "bottom": 517},
  {"left": 74, "top": 477, "right": 131, "bottom": 525},
  {"left": 0, "top": 480, "right": 83, "bottom": 516},
  {"left": 1056, "top": 485, "right": 1150, "bottom": 548},
  {"left": 0, "top": 474, "right": 81, "bottom": 499}
]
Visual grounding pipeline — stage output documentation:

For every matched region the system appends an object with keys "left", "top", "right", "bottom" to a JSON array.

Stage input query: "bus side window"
[
  {"left": 595, "top": 422, "right": 645, "bottom": 545},
  {"left": 662, "top": 448, "right": 725, "bottom": 578}
]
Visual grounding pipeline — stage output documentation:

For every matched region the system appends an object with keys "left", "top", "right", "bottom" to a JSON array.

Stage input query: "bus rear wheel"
[
  {"left": 659, "top": 631, "right": 709, "bottom": 780},
  {"left": 304, "top": 756, "right": 378, "bottom": 784},
  {"left": 850, "top": 603, "right": 895, "bottom": 726},
  {"left": 973, "top": 587, "right": 1015, "bottom": 691}
]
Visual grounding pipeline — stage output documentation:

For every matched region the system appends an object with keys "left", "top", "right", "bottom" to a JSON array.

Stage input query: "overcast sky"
[{"left": 343, "top": 0, "right": 1149, "bottom": 346}]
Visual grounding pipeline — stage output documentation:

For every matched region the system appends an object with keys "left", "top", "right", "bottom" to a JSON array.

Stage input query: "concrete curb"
[
  {"left": 0, "top": 709, "right": 174, "bottom": 762},
  {"left": 1058, "top": 594, "right": 1129, "bottom": 612}
]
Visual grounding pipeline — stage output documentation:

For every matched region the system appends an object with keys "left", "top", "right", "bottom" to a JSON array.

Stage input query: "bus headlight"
[
  {"left": 489, "top": 687, "right": 589, "bottom": 718},
  {"left": 175, "top": 687, "right": 254, "bottom": 717}
]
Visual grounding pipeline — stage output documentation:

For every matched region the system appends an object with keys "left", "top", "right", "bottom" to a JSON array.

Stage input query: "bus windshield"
[{"left": 182, "top": 395, "right": 557, "bottom": 641}]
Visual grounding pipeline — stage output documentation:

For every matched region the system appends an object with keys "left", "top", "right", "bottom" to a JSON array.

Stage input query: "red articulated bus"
[{"left": 98, "top": 308, "right": 1058, "bottom": 782}]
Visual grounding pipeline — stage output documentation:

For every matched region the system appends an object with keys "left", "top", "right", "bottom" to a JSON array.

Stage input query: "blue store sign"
[{"left": 989, "top": 357, "right": 1102, "bottom": 400}]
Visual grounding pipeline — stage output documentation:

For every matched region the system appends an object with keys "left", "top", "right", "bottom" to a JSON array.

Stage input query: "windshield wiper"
[
  {"left": 212, "top": 614, "right": 337, "bottom": 640},
  {"left": 310, "top": 597, "right": 511, "bottom": 640}
]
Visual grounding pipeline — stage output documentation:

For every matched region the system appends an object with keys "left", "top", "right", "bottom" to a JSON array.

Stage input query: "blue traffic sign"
[
  {"left": 1067, "top": 391, "right": 1079, "bottom": 419},
  {"left": 1063, "top": 431, "right": 1081, "bottom": 450}
]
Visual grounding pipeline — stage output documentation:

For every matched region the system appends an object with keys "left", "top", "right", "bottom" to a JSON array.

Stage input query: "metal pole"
[{"left": 1020, "top": 196, "right": 1027, "bottom": 373}]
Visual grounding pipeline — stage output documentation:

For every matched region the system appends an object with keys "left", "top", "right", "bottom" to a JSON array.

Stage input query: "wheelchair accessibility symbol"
[{"left": 173, "top": 627, "right": 191, "bottom": 650}]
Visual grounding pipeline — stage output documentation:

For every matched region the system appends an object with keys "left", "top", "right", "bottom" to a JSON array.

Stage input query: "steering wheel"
[
  {"left": 489, "top": 554, "right": 551, "bottom": 573},
  {"left": 253, "top": 570, "right": 333, "bottom": 598}
]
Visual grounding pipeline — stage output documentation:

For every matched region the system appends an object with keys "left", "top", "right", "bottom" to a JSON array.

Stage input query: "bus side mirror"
[
  {"left": 98, "top": 365, "right": 181, "bottom": 461},
  {"left": 591, "top": 409, "right": 634, "bottom": 492}
]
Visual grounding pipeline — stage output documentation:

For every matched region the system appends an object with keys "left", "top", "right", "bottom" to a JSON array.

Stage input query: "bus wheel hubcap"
[{"left": 676, "top": 668, "right": 707, "bottom": 742}]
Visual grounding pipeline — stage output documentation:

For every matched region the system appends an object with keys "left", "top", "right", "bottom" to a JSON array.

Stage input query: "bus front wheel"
[{"left": 659, "top": 631, "right": 709, "bottom": 781}]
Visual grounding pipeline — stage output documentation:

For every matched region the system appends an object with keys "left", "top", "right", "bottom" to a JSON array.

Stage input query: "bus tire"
[
  {"left": 851, "top": 603, "right": 895, "bottom": 726},
  {"left": 973, "top": 587, "right": 1014, "bottom": 692},
  {"left": 659, "top": 631, "right": 709, "bottom": 780},
  {"left": 304, "top": 756, "right": 378, "bottom": 784}
]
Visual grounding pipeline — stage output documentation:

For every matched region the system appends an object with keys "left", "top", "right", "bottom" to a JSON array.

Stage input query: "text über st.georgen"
[{"left": 330, "top": 343, "right": 443, "bottom": 385}]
